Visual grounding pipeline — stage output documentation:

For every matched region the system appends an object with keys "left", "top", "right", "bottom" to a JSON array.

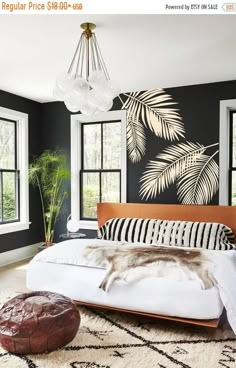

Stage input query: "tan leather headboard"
[{"left": 97, "top": 202, "right": 236, "bottom": 237}]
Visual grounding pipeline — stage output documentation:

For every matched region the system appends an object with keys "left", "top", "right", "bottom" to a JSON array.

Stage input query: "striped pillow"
[
  {"left": 98, "top": 217, "right": 156, "bottom": 244},
  {"left": 151, "top": 220, "right": 235, "bottom": 250}
]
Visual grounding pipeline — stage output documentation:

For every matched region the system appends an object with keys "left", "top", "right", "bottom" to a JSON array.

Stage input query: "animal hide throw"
[{"left": 84, "top": 245, "right": 216, "bottom": 292}]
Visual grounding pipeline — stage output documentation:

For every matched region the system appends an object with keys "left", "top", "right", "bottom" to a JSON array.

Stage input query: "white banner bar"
[{"left": 0, "top": 0, "right": 236, "bottom": 15}]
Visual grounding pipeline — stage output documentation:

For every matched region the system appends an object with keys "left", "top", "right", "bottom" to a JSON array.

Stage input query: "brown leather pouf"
[{"left": 0, "top": 291, "right": 80, "bottom": 354}]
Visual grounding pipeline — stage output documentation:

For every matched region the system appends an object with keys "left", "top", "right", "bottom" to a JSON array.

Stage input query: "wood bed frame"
[
  {"left": 81, "top": 202, "right": 236, "bottom": 328},
  {"left": 97, "top": 202, "right": 236, "bottom": 235}
]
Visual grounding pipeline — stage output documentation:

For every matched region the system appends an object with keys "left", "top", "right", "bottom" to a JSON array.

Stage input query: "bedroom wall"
[
  {"left": 0, "top": 90, "right": 44, "bottom": 253},
  {"left": 41, "top": 80, "right": 236, "bottom": 240}
]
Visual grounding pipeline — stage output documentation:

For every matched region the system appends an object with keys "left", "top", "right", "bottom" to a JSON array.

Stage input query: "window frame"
[
  {"left": 0, "top": 107, "right": 29, "bottom": 235},
  {"left": 80, "top": 120, "right": 122, "bottom": 221},
  {"left": 71, "top": 110, "right": 127, "bottom": 229},
  {"left": 228, "top": 111, "right": 236, "bottom": 205},
  {"left": 0, "top": 117, "right": 20, "bottom": 224},
  {"left": 219, "top": 99, "right": 236, "bottom": 205}
]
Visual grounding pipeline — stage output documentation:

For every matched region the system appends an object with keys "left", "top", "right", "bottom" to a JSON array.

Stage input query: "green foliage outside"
[
  {"left": 232, "top": 179, "right": 236, "bottom": 205},
  {"left": 0, "top": 173, "right": 17, "bottom": 222},
  {"left": 83, "top": 185, "right": 99, "bottom": 218},
  {"left": 83, "top": 184, "right": 119, "bottom": 218},
  {"left": 2, "top": 190, "right": 16, "bottom": 220}
]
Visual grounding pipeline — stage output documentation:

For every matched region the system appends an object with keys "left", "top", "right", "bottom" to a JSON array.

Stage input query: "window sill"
[
  {"left": 79, "top": 220, "right": 98, "bottom": 230},
  {"left": 0, "top": 222, "right": 30, "bottom": 235}
]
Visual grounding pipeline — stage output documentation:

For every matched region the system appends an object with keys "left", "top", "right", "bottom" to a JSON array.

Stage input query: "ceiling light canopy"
[{"left": 53, "top": 22, "right": 120, "bottom": 115}]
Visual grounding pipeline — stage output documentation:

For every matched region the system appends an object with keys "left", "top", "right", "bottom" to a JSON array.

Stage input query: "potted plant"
[{"left": 29, "top": 150, "right": 70, "bottom": 248}]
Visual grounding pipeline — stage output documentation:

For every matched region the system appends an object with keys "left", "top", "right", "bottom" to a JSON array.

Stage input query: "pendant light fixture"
[{"left": 53, "top": 22, "right": 120, "bottom": 115}]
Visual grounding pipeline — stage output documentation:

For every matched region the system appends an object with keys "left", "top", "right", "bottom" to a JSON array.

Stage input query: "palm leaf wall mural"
[
  {"left": 139, "top": 142, "right": 219, "bottom": 204},
  {"left": 177, "top": 150, "right": 219, "bottom": 205},
  {"left": 120, "top": 86, "right": 219, "bottom": 205},
  {"left": 127, "top": 115, "right": 146, "bottom": 163},
  {"left": 120, "top": 88, "right": 185, "bottom": 163}
]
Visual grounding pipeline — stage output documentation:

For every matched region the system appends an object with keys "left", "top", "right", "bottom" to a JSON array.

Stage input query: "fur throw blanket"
[{"left": 84, "top": 244, "right": 216, "bottom": 292}]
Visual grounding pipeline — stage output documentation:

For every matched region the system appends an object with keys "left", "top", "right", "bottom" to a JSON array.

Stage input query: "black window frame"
[
  {"left": 0, "top": 117, "right": 20, "bottom": 224},
  {"left": 80, "top": 120, "right": 122, "bottom": 221}
]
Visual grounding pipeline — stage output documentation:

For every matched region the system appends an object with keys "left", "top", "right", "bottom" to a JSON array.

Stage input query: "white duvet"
[{"left": 27, "top": 239, "right": 236, "bottom": 333}]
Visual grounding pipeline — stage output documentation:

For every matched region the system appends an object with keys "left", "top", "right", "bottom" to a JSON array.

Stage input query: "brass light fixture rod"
[
  {"left": 80, "top": 22, "right": 96, "bottom": 39},
  {"left": 68, "top": 22, "right": 110, "bottom": 81},
  {"left": 80, "top": 23, "right": 96, "bottom": 79}
]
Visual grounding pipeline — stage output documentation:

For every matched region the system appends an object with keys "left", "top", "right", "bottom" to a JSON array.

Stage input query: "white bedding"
[{"left": 26, "top": 239, "right": 236, "bottom": 332}]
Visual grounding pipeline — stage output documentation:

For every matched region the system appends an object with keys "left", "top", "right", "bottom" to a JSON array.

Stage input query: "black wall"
[
  {"left": 41, "top": 102, "right": 71, "bottom": 239},
  {"left": 2, "top": 79, "right": 236, "bottom": 251},
  {"left": 0, "top": 90, "right": 43, "bottom": 253},
  {"left": 41, "top": 80, "right": 236, "bottom": 241}
]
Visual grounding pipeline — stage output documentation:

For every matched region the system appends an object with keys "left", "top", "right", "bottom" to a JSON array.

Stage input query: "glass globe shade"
[
  {"left": 97, "top": 89, "right": 115, "bottom": 104},
  {"left": 65, "top": 90, "right": 81, "bottom": 108},
  {"left": 72, "top": 77, "right": 89, "bottom": 96},
  {"left": 101, "top": 87, "right": 114, "bottom": 100},
  {"left": 53, "top": 86, "right": 66, "bottom": 101},
  {"left": 99, "top": 99, "right": 113, "bottom": 112},
  {"left": 56, "top": 72, "right": 74, "bottom": 92},
  {"left": 89, "top": 70, "right": 107, "bottom": 89},
  {"left": 80, "top": 102, "right": 98, "bottom": 115},
  {"left": 104, "top": 80, "right": 121, "bottom": 99},
  {"left": 87, "top": 89, "right": 104, "bottom": 108},
  {"left": 64, "top": 101, "right": 80, "bottom": 113},
  {"left": 67, "top": 219, "right": 80, "bottom": 233}
]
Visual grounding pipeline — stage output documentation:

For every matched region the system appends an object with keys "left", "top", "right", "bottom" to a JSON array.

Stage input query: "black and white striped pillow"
[
  {"left": 98, "top": 217, "right": 156, "bottom": 244},
  {"left": 151, "top": 220, "right": 235, "bottom": 250}
]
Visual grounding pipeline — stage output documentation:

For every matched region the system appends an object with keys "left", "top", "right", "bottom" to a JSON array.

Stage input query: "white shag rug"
[{"left": 0, "top": 290, "right": 236, "bottom": 368}]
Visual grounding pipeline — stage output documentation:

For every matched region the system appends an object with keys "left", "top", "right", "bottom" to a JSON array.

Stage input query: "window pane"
[
  {"left": 0, "top": 180, "right": 2, "bottom": 222},
  {"left": 102, "top": 172, "right": 120, "bottom": 202},
  {"left": 103, "top": 122, "right": 121, "bottom": 169},
  {"left": 232, "top": 113, "right": 236, "bottom": 167},
  {"left": 83, "top": 124, "right": 101, "bottom": 169},
  {"left": 0, "top": 120, "right": 15, "bottom": 169},
  {"left": 82, "top": 172, "right": 99, "bottom": 218},
  {"left": 231, "top": 171, "right": 236, "bottom": 205},
  {"left": 3, "top": 172, "right": 17, "bottom": 221}
]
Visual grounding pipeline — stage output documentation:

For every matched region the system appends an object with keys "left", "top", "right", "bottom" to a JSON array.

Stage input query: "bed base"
[
  {"left": 74, "top": 300, "right": 220, "bottom": 328},
  {"left": 22, "top": 289, "right": 220, "bottom": 328},
  {"left": 21, "top": 289, "right": 220, "bottom": 328}
]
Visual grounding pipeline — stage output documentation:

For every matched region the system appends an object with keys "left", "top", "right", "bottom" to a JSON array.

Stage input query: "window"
[
  {"left": 229, "top": 111, "right": 236, "bottom": 205},
  {"left": 219, "top": 100, "right": 236, "bottom": 205},
  {"left": 0, "top": 118, "right": 19, "bottom": 223},
  {"left": 71, "top": 110, "right": 126, "bottom": 229},
  {"left": 81, "top": 121, "right": 122, "bottom": 219},
  {"left": 0, "top": 107, "right": 29, "bottom": 234}
]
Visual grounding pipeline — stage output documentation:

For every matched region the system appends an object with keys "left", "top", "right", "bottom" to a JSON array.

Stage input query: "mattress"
[{"left": 26, "top": 239, "right": 223, "bottom": 320}]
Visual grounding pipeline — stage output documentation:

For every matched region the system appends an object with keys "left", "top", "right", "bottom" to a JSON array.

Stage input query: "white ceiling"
[{"left": 0, "top": 15, "right": 236, "bottom": 103}]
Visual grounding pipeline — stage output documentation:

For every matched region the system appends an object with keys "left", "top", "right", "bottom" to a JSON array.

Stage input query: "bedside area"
[{"left": 59, "top": 232, "right": 86, "bottom": 241}]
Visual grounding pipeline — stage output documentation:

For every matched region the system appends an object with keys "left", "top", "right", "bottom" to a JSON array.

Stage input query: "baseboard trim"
[{"left": 0, "top": 243, "right": 40, "bottom": 267}]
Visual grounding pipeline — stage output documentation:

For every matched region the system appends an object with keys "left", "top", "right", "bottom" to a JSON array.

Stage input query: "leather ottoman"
[{"left": 0, "top": 291, "right": 80, "bottom": 354}]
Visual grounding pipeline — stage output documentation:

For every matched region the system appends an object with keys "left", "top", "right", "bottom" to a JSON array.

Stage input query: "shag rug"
[{"left": 0, "top": 290, "right": 236, "bottom": 368}]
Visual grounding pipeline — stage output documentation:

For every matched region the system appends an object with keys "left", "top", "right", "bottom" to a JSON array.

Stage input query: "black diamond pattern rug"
[{"left": 0, "top": 291, "right": 236, "bottom": 368}]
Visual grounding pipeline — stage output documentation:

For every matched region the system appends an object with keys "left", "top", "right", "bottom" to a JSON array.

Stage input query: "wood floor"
[{"left": 0, "top": 259, "right": 29, "bottom": 291}]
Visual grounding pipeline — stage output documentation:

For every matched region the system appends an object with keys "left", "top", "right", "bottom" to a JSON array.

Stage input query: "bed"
[{"left": 26, "top": 203, "right": 236, "bottom": 331}]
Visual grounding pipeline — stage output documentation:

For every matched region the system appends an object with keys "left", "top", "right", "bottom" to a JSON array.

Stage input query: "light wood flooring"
[{"left": 0, "top": 259, "right": 30, "bottom": 291}]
